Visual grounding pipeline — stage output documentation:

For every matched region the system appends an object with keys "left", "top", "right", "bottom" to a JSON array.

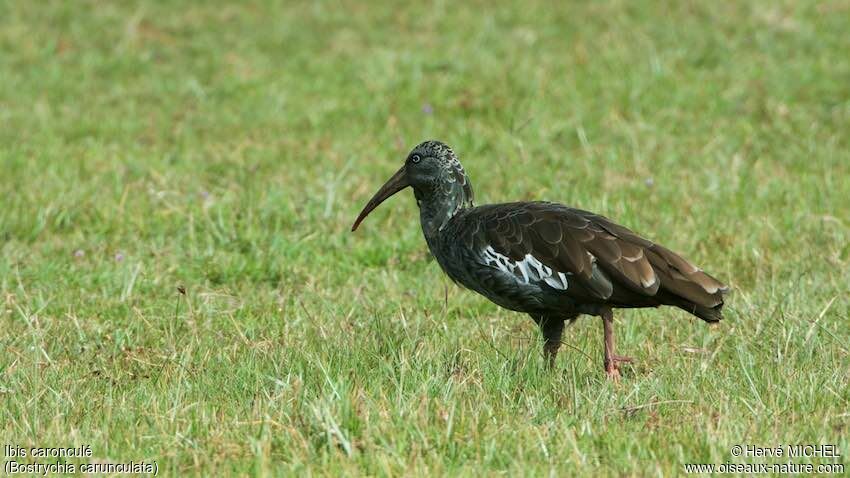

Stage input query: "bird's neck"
[{"left": 416, "top": 181, "right": 473, "bottom": 241}]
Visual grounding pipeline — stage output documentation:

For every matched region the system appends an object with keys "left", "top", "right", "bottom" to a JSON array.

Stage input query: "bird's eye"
[{"left": 410, "top": 154, "right": 421, "bottom": 163}]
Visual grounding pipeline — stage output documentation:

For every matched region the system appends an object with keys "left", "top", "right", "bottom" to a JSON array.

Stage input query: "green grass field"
[{"left": 2, "top": 0, "right": 848, "bottom": 475}]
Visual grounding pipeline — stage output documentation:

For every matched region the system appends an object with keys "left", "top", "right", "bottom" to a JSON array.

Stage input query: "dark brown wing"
[{"left": 462, "top": 202, "right": 728, "bottom": 319}]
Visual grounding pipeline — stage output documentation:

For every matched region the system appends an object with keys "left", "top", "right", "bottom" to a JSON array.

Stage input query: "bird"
[{"left": 351, "top": 140, "right": 729, "bottom": 379}]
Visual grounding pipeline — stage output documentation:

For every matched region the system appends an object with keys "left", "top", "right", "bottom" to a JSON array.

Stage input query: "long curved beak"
[{"left": 351, "top": 165, "right": 409, "bottom": 231}]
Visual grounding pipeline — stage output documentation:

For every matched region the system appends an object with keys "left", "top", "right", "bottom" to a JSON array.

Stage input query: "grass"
[{"left": 1, "top": 0, "right": 849, "bottom": 475}]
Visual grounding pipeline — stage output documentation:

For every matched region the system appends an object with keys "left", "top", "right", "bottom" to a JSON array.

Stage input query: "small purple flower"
[
  {"left": 422, "top": 103, "right": 434, "bottom": 115},
  {"left": 644, "top": 177, "right": 655, "bottom": 188},
  {"left": 199, "top": 190, "right": 210, "bottom": 200},
  {"left": 114, "top": 252, "right": 124, "bottom": 262},
  {"left": 73, "top": 249, "right": 85, "bottom": 258}
]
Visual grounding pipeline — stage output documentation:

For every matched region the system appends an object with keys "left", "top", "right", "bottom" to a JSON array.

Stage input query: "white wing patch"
[
  {"left": 587, "top": 252, "right": 614, "bottom": 298},
  {"left": 481, "top": 246, "right": 570, "bottom": 290}
]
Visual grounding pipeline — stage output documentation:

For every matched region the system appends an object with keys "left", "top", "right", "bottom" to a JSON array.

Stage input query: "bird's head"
[{"left": 351, "top": 140, "right": 474, "bottom": 231}]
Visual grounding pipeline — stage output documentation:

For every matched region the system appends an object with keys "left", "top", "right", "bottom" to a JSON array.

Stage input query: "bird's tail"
[{"left": 677, "top": 301, "right": 724, "bottom": 323}]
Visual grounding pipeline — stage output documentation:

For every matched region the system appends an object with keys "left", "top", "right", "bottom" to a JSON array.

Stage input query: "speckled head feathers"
[
  {"left": 408, "top": 140, "right": 459, "bottom": 167},
  {"left": 406, "top": 140, "right": 474, "bottom": 208}
]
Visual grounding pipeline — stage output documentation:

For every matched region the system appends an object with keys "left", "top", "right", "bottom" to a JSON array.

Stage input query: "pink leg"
[{"left": 601, "top": 308, "right": 634, "bottom": 380}]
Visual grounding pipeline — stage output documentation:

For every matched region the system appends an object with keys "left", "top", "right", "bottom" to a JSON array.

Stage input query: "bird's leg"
[
  {"left": 536, "top": 316, "right": 565, "bottom": 369},
  {"left": 600, "top": 308, "right": 633, "bottom": 380}
]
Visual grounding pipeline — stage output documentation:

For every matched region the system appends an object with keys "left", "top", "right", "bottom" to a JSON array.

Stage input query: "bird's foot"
[
  {"left": 604, "top": 356, "right": 633, "bottom": 381},
  {"left": 611, "top": 354, "right": 634, "bottom": 364},
  {"left": 605, "top": 363, "right": 621, "bottom": 381}
]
